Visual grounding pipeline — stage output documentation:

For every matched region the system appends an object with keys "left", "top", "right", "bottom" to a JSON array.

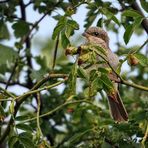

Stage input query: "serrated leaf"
[
  {"left": 12, "top": 20, "right": 30, "bottom": 38},
  {"left": 0, "top": 20, "right": 10, "bottom": 40},
  {"left": 16, "top": 123, "right": 33, "bottom": 132},
  {"left": 135, "top": 53, "right": 148, "bottom": 66},
  {"left": 77, "top": 67, "right": 89, "bottom": 80},
  {"left": 122, "top": 10, "right": 142, "bottom": 18},
  {"left": 0, "top": 44, "right": 17, "bottom": 65}
]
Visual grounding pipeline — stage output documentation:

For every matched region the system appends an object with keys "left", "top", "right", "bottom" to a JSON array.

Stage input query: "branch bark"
[{"left": 131, "top": 1, "right": 148, "bottom": 34}]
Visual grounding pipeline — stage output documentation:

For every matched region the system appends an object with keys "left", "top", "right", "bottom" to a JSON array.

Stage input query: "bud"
[
  {"left": 67, "top": 108, "right": 74, "bottom": 113},
  {"left": 66, "top": 6, "right": 75, "bottom": 16},
  {"left": 78, "top": 53, "right": 90, "bottom": 65},
  {"left": 65, "top": 46, "right": 78, "bottom": 55},
  {"left": 128, "top": 54, "right": 139, "bottom": 66}
]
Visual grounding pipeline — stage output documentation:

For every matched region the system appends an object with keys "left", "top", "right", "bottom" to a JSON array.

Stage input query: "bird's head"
[{"left": 83, "top": 27, "right": 109, "bottom": 46}]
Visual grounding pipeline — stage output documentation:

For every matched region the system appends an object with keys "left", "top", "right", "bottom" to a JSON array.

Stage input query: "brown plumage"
[{"left": 82, "top": 27, "right": 128, "bottom": 122}]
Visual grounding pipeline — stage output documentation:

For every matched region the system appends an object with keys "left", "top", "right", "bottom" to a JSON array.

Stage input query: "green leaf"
[
  {"left": 12, "top": 20, "right": 30, "bottom": 38},
  {"left": 89, "top": 70, "right": 99, "bottom": 81},
  {"left": 122, "top": 10, "right": 142, "bottom": 18},
  {"left": 52, "top": 16, "right": 67, "bottom": 39},
  {"left": 61, "top": 30, "right": 70, "bottom": 48},
  {"left": 111, "top": 15, "right": 120, "bottom": 26},
  {"left": 101, "top": 8, "right": 120, "bottom": 26},
  {"left": 0, "top": 20, "right": 10, "bottom": 40},
  {"left": 97, "top": 17, "right": 103, "bottom": 27},
  {"left": 123, "top": 16, "right": 143, "bottom": 44},
  {"left": 0, "top": 104, "right": 5, "bottom": 121},
  {"left": 0, "top": 64, "right": 7, "bottom": 75},
  {"left": 52, "top": 24, "right": 64, "bottom": 39},
  {"left": 8, "top": 136, "right": 19, "bottom": 148},
  {"left": 123, "top": 24, "right": 134, "bottom": 44},
  {"left": 98, "top": 67, "right": 109, "bottom": 74},
  {"left": 9, "top": 101, "right": 15, "bottom": 114},
  {"left": 133, "top": 16, "right": 144, "bottom": 28},
  {"left": 101, "top": 74, "right": 113, "bottom": 90},
  {"left": 19, "top": 137, "right": 35, "bottom": 148},
  {"left": 92, "top": 77, "right": 103, "bottom": 91},
  {"left": 101, "top": 141, "right": 112, "bottom": 148},
  {"left": 140, "top": 0, "right": 148, "bottom": 12},
  {"left": 16, "top": 123, "right": 33, "bottom": 132},
  {"left": 68, "top": 61, "right": 77, "bottom": 95},
  {"left": 135, "top": 53, "right": 148, "bottom": 66},
  {"left": 0, "top": 44, "right": 17, "bottom": 65},
  {"left": 84, "top": 6, "right": 98, "bottom": 28},
  {"left": 77, "top": 67, "right": 89, "bottom": 81},
  {"left": 92, "top": 44, "right": 107, "bottom": 56},
  {"left": 30, "top": 69, "right": 47, "bottom": 81},
  {"left": 15, "top": 115, "right": 32, "bottom": 121},
  {"left": 67, "top": 20, "right": 79, "bottom": 30}
]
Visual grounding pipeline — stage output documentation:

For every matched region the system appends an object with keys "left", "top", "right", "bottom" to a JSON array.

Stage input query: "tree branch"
[
  {"left": 52, "top": 34, "right": 60, "bottom": 71},
  {"left": 16, "top": 79, "right": 66, "bottom": 101},
  {"left": 19, "top": 100, "right": 93, "bottom": 123},
  {"left": 19, "top": 0, "right": 33, "bottom": 88},
  {"left": 131, "top": 1, "right": 148, "bottom": 34},
  {"left": 0, "top": 73, "right": 68, "bottom": 143}
]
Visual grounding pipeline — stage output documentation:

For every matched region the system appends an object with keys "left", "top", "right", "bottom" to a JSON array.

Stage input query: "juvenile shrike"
[{"left": 82, "top": 27, "right": 128, "bottom": 122}]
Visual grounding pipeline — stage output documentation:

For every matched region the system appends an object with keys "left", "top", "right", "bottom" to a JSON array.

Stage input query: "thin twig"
[
  {"left": 141, "top": 123, "right": 148, "bottom": 147},
  {"left": 19, "top": 100, "right": 93, "bottom": 123},
  {"left": 16, "top": 80, "right": 66, "bottom": 101},
  {"left": 0, "top": 73, "right": 68, "bottom": 143},
  {"left": 52, "top": 34, "right": 60, "bottom": 71},
  {"left": 132, "top": 39, "right": 148, "bottom": 54},
  {"left": 5, "top": 49, "right": 21, "bottom": 90},
  {"left": 36, "top": 92, "right": 43, "bottom": 139},
  {"left": 93, "top": 48, "right": 148, "bottom": 91},
  {"left": 0, "top": 86, "right": 15, "bottom": 98}
]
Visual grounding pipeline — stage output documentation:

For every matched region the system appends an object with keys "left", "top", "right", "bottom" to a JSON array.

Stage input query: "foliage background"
[{"left": 0, "top": 0, "right": 148, "bottom": 147}]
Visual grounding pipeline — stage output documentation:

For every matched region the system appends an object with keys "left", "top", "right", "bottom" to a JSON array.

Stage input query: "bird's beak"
[{"left": 82, "top": 32, "right": 89, "bottom": 38}]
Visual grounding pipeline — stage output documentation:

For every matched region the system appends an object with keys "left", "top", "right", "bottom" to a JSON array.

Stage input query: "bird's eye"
[{"left": 94, "top": 32, "right": 99, "bottom": 36}]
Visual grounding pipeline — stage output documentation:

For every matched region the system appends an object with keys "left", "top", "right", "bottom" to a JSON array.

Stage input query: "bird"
[{"left": 81, "top": 27, "right": 128, "bottom": 122}]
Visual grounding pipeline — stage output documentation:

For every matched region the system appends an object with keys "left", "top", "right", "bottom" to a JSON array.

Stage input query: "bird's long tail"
[{"left": 108, "top": 92, "right": 128, "bottom": 122}]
